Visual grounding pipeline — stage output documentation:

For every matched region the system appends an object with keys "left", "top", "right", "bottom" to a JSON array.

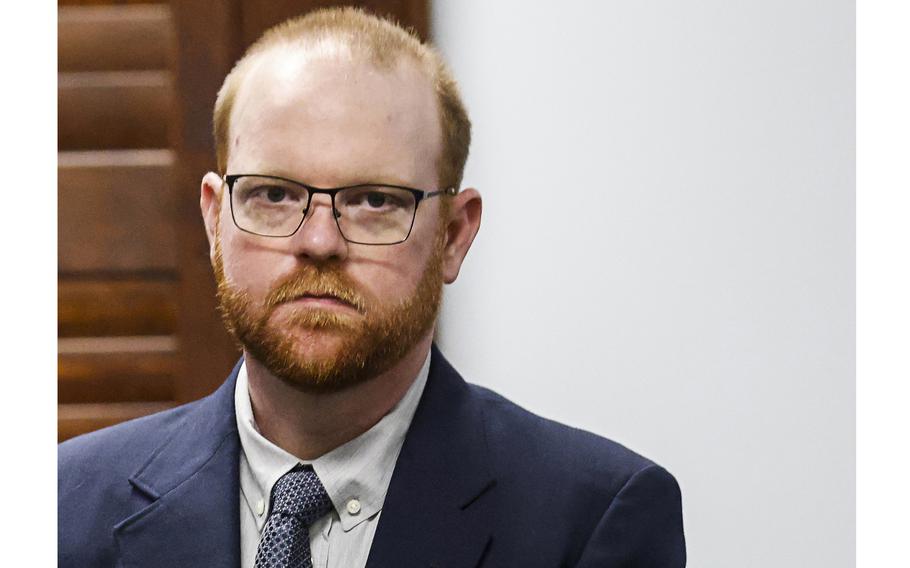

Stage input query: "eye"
[
  {"left": 266, "top": 186, "right": 286, "bottom": 203},
  {"left": 337, "top": 186, "right": 413, "bottom": 214},
  {"left": 366, "top": 192, "right": 387, "bottom": 208}
]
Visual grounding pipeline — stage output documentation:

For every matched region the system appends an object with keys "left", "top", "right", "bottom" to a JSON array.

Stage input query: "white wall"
[{"left": 432, "top": 1, "right": 854, "bottom": 566}]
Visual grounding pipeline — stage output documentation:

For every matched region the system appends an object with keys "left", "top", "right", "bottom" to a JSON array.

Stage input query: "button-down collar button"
[
  {"left": 256, "top": 498, "right": 265, "bottom": 516},
  {"left": 346, "top": 498, "right": 361, "bottom": 516}
]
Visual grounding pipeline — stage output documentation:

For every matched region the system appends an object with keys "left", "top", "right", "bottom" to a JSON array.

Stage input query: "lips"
[
  {"left": 297, "top": 293, "right": 344, "bottom": 302},
  {"left": 288, "top": 293, "right": 361, "bottom": 312}
]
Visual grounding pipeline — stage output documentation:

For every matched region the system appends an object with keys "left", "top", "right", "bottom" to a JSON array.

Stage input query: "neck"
[{"left": 244, "top": 333, "right": 433, "bottom": 460}]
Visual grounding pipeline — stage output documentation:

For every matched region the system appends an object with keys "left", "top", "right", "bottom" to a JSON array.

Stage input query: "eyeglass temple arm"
[{"left": 425, "top": 187, "right": 458, "bottom": 199}]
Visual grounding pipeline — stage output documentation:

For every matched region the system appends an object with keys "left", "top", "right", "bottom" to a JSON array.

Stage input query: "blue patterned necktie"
[{"left": 254, "top": 465, "right": 333, "bottom": 568}]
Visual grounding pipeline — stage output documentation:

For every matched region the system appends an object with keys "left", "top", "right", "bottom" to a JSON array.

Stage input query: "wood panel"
[
  {"left": 58, "top": 149, "right": 177, "bottom": 273},
  {"left": 58, "top": 401, "right": 177, "bottom": 442},
  {"left": 58, "top": 2, "right": 178, "bottom": 441},
  {"left": 59, "top": 0, "right": 165, "bottom": 6},
  {"left": 170, "top": 0, "right": 245, "bottom": 402},
  {"left": 59, "top": 336, "right": 177, "bottom": 403},
  {"left": 59, "top": 278, "right": 177, "bottom": 337},
  {"left": 58, "top": 4, "right": 174, "bottom": 72},
  {"left": 58, "top": 71, "right": 172, "bottom": 150}
]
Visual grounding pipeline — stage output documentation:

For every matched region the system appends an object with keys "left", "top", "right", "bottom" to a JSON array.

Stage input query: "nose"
[{"left": 289, "top": 194, "right": 348, "bottom": 262}]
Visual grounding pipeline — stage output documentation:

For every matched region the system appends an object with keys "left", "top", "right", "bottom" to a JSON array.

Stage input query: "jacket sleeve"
[{"left": 575, "top": 464, "right": 686, "bottom": 567}]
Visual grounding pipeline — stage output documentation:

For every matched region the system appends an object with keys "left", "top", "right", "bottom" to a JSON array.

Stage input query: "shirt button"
[
  {"left": 346, "top": 498, "right": 361, "bottom": 516},
  {"left": 256, "top": 499, "right": 265, "bottom": 516}
]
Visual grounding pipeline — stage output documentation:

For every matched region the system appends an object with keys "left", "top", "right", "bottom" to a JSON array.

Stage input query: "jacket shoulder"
[
  {"left": 469, "top": 383, "right": 664, "bottom": 497},
  {"left": 57, "top": 401, "right": 206, "bottom": 567},
  {"left": 466, "top": 383, "right": 684, "bottom": 565},
  {"left": 58, "top": 400, "right": 200, "bottom": 481}
]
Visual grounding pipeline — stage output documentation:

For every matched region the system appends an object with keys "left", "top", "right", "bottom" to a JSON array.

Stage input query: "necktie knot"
[{"left": 270, "top": 465, "right": 332, "bottom": 525}]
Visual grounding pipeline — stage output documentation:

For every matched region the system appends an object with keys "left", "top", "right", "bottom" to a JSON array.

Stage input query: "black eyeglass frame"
[{"left": 223, "top": 174, "right": 456, "bottom": 245}]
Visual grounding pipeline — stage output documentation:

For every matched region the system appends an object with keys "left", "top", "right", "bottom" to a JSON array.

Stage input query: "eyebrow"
[{"left": 251, "top": 170, "right": 422, "bottom": 190}]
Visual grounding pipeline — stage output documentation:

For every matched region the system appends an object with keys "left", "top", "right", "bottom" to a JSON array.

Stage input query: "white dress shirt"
[{"left": 235, "top": 352, "right": 430, "bottom": 568}]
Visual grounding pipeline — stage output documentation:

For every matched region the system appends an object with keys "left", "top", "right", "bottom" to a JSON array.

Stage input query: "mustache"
[{"left": 264, "top": 265, "right": 367, "bottom": 313}]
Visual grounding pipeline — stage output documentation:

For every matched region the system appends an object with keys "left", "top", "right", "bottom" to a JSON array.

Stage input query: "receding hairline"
[
  {"left": 213, "top": 7, "right": 471, "bottom": 190},
  {"left": 216, "top": 10, "right": 439, "bottom": 168},
  {"left": 232, "top": 26, "right": 426, "bottom": 84},
  {"left": 224, "top": 44, "right": 441, "bottom": 170},
  {"left": 229, "top": 37, "right": 437, "bottom": 116}
]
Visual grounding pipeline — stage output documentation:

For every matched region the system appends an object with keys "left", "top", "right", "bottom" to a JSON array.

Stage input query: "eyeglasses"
[{"left": 223, "top": 174, "right": 456, "bottom": 245}]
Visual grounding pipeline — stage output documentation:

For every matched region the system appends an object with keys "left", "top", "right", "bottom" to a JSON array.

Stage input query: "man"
[{"left": 59, "top": 8, "right": 685, "bottom": 567}]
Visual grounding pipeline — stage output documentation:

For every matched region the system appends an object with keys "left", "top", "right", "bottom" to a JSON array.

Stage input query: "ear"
[
  {"left": 442, "top": 188, "right": 482, "bottom": 284},
  {"left": 200, "top": 172, "right": 224, "bottom": 259}
]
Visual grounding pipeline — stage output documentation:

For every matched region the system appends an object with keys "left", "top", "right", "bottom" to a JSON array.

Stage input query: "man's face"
[{"left": 204, "top": 51, "right": 447, "bottom": 392}]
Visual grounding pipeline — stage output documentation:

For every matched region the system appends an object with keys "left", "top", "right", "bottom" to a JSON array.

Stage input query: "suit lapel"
[
  {"left": 367, "top": 346, "right": 497, "bottom": 568},
  {"left": 110, "top": 348, "right": 497, "bottom": 568},
  {"left": 114, "top": 362, "right": 242, "bottom": 568}
]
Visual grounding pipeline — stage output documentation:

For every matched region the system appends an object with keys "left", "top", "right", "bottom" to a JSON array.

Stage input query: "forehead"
[{"left": 228, "top": 46, "right": 442, "bottom": 187}]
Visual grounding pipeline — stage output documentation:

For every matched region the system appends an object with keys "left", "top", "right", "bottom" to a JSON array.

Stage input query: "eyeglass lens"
[{"left": 230, "top": 175, "right": 417, "bottom": 244}]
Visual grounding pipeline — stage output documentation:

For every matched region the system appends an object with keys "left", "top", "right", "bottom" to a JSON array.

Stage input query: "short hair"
[{"left": 213, "top": 7, "right": 471, "bottom": 192}]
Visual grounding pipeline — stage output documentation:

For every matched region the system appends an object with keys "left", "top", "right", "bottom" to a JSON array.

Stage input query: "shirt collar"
[{"left": 235, "top": 351, "right": 431, "bottom": 532}]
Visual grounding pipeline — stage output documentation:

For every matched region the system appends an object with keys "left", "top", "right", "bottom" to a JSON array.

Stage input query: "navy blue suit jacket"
[{"left": 59, "top": 346, "right": 686, "bottom": 567}]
